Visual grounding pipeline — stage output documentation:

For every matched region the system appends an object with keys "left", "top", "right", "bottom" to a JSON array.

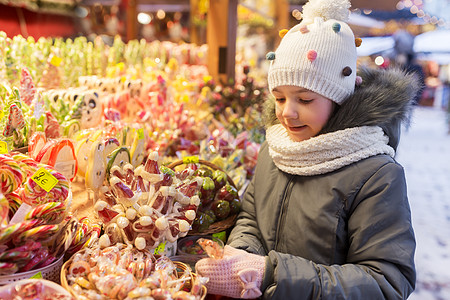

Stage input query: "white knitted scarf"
[{"left": 266, "top": 124, "right": 395, "bottom": 176}]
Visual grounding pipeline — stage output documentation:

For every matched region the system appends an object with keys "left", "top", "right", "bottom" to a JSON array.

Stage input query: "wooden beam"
[
  {"left": 207, "top": 0, "right": 237, "bottom": 83},
  {"left": 126, "top": 0, "right": 137, "bottom": 41}
]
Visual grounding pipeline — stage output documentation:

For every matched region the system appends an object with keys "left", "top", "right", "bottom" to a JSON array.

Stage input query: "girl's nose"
[{"left": 282, "top": 99, "right": 298, "bottom": 119}]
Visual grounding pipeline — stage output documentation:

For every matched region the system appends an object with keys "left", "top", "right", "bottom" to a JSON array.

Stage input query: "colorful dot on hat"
[
  {"left": 266, "top": 52, "right": 276, "bottom": 61},
  {"left": 342, "top": 66, "right": 352, "bottom": 76},
  {"left": 279, "top": 29, "right": 288, "bottom": 38},
  {"left": 307, "top": 50, "right": 317, "bottom": 62},
  {"left": 332, "top": 23, "right": 341, "bottom": 33},
  {"left": 355, "top": 76, "right": 363, "bottom": 85},
  {"left": 355, "top": 38, "right": 362, "bottom": 47},
  {"left": 299, "top": 25, "right": 309, "bottom": 34}
]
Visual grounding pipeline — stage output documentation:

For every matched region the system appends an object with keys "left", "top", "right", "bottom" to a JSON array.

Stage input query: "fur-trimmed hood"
[{"left": 262, "top": 67, "right": 421, "bottom": 151}]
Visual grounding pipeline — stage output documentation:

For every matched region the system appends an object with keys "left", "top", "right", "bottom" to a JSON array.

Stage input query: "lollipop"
[
  {"left": 12, "top": 152, "right": 39, "bottom": 181},
  {"left": 20, "top": 166, "right": 69, "bottom": 206},
  {"left": 5, "top": 191, "right": 21, "bottom": 217},
  {"left": 0, "top": 194, "right": 9, "bottom": 227},
  {"left": 0, "top": 154, "right": 23, "bottom": 194}
]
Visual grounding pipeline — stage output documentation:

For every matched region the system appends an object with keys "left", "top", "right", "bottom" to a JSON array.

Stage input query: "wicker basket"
[
  {"left": 167, "top": 159, "right": 239, "bottom": 236},
  {"left": 0, "top": 255, "right": 64, "bottom": 286},
  {"left": 61, "top": 253, "right": 206, "bottom": 300}
]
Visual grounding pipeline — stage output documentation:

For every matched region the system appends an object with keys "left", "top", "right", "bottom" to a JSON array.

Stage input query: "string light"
[{"left": 397, "top": 0, "right": 449, "bottom": 28}]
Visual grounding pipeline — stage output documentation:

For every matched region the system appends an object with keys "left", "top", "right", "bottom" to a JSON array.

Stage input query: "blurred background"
[{"left": 1, "top": 0, "right": 449, "bottom": 109}]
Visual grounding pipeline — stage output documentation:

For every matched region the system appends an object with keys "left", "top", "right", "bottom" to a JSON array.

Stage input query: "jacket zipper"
[{"left": 274, "top": 175, "right": 294, "bottom": 251}]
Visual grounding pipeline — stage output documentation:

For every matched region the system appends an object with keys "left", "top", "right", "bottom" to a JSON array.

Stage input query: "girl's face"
[{"left": 273, "top": 86, "right": 335, "bottom": 142}]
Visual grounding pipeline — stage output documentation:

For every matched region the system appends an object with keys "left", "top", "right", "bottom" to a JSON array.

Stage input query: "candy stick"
[
  {"left": 19, "top": 247, "right": 50, "bottom": 272},
  {"left": 13, "top": 224, "right": 59, "bottom": 244},
  {"left": 3, "top": 104, "right": 25, "bottom": 137},
  {"left": 0, "top": 262, "right": 18, "bottom": 275},
  {"left": 24, "top": 201, "right": 65, "bottom": 223},
  {"left": 0, "top": 219, "right": 43, "bottom": 244}
]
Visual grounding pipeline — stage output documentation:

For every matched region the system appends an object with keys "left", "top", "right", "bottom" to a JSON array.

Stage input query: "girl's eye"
[
  {"left": 275, "top": 98, "right": 285, "bottom": 102},
  {"left": 299, "top": 99, "right": 313, "bottom": 104}
]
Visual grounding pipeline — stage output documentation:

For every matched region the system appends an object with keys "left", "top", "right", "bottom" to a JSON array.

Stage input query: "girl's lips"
[{"left": 288, "top": 125, "right": 306, "bottom": 132}]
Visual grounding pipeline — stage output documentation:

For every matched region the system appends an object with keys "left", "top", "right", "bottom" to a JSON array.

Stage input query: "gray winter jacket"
[{"left": 227, "top": 67, "right": 420, "bottom": 299}]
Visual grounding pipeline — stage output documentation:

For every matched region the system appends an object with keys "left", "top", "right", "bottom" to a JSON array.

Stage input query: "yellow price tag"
[
  {"left": 0, "top": 141, "right": 8, "bottom": 154},
  {"left": 31, "top": 167, "right": 58, "bottom": 192},
  {"left": 183, "top": 156, "right": 199, "bottom": 164},
  {"left": 154, "top": 241, "right": 166, "bottom": 255},
  {"left": 137, "top": 128, "right": 144, "bottom": 140},
  {"left": 30, "top": 271, "right": 42, "bottom": 279},
  {"left": 212, "top": 231, "right": 227, "bottom": 243},
  {"left": 116, "top": 62, "right": 125, "bottom": 71},
  {"left": 50, "top": 56, "right": 62, "bottom": 67}
]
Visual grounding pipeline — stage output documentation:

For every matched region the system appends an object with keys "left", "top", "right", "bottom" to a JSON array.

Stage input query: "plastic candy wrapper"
[
  {"left": 197, "top": 237, "right": 224, "bottom": 259},
  {"left": 0, "top": 279, "right": 74, "bottom": 300},
  {"left": 65, "top": 243, "right": 203, "bottom": 300}
]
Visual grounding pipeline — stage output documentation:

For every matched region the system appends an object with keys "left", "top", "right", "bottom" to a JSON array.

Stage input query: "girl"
[{"left": 195, "top": 0, "right": 419, "bottom": 299}]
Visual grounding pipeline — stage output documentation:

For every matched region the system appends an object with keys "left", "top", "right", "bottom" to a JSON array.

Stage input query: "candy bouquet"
[{"left": 92, "top": 151, "right": 203, "bottom": 251}]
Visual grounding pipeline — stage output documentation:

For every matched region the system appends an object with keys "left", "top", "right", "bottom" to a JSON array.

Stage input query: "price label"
[
  {"left": 154, "top": 241, "right": 166, "bottom": 255},
  {"left": 137, "top": 128, "right": 144, "bottom": 140},
  {"left": 212, "top": 231, "right": 227, "bottom": 243},
  {"left": 183, "top": 156, "right": 199, "bottom": 164},
  {"left": 31, "top": 167, "right": 58, "bottom": 192},
  {"left": 0, "top": 141, "right": 8, "bottom": 154},
  {"left": 30, "top": 271, "right": 42, "bottom": 279},
  {"left": 50, "top": 56, "right": 62, "bottom": 67}
]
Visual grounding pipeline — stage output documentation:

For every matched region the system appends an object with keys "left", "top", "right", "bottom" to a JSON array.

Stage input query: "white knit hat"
[{"left": 267, "top": 0, "right": 359, "bottom": 105}]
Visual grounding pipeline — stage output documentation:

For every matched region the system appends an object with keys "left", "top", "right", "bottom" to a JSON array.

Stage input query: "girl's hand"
[{"left": 195, "top": 245, "right": 266, "bottom": 299}]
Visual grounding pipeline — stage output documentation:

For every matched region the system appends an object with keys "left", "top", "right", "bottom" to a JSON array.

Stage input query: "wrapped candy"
[
  {"left": 19, "top": 67, "right": 37, "bottom": 105},
  {"left": 3, "top": 103, "right": 25, "bottom": 138}
]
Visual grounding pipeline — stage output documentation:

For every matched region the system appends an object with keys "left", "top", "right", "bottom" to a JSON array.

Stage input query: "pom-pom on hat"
[{"left": 267, "top": 0, "right": 357, "bottom": 105}]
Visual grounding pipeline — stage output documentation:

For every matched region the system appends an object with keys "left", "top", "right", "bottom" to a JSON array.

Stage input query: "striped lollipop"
[
  {"left": 0, "top": 194, "right": 9, "bottom": 227},
  {"left": 12, "top": 152, "right": 39, "bottom": 181},
  {"left": 0, "top": 154, "right": 23, "bottom": 194},
  {"left": 5, "top": 191, "right": 21, "bottom": 214}
]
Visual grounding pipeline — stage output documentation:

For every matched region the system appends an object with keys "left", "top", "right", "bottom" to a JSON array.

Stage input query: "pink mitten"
[{"left": 195, "top": 245, "right": 265, "bottom": 299}]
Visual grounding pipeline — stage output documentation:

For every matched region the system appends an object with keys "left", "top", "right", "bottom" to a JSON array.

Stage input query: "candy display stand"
[
  {"left": 167, "top": 159, "right": 239, "bottom": 236},
  {"left": 0, "top": 255, "right": 64, "bottom": 285},
  {"left": 0, "top": 278, "right": 73, "bottom": 298}
]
